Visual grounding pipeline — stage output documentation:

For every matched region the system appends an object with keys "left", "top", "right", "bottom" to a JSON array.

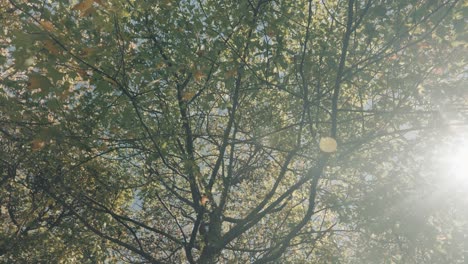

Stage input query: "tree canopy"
[{"left": 1, "top": 0, "right": 467, "bottom": 263}]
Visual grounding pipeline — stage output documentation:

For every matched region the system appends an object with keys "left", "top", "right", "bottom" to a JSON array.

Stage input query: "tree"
[{"left": 1, "top": 0, "right": 467, "bottom": 263}]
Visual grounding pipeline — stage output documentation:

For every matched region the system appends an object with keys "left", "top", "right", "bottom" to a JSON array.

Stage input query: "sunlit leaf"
[
  {"left": 31, "top": 139, "right": 46, "bottom": 151},
  {"left": 39, "top": 20, "right": 55, "bottom": 31},
  {"left": 182, "top": 91, "right": 196, "bottom": 101},
  {"left": 80, "top": 6, "right": 96, "bottom": 17},
  {"left": 194, "top": 70, "right": 206, "bottom": 82},
  {"left": 77, "top": 68, "right": 88, "bottom": 79},
  {"left": 94, "top": 0, "right": 106, "bottom": 6},
  {"left": 43, "top": 39, "right": 60, "bottom": 55},
  {"left": 72, "top": 0, "right": 94, "bottom": 12},
  {"left": 200, "top": 195, "right": 209, "bottom": 206}
]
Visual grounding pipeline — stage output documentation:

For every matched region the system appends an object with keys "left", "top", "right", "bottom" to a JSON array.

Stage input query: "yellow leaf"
[
  {"left": 27, "top": 74, "right": 51, "bottom": 92},
  {"left": 161, "top": 0, "right": 172, "bottom": 6},
  {"left": 32, "top": 140, "right": 46, "bottom": 151},
  {"left": 387, "top": 54, "right": 398, "bottom": 61},
  {"left": 200, "top": 195, "right": 209, "bottom": 206},
  {"left": 43, "top": 40, "right": 59, "bottom": 55},
  {"left": 103, "top": 76, "right": 118, "bottom": 86},
  {"left": 451, "top": 40, "right": 467, "bottom": 48},
  {"left": 39, "top": 20, "right": 55, "bottom": 31},
  {"left": 27, "top": 75, "right": 42, "bottom": 90},
  {"left": 432, "top": 67, "right": 444, "bottom": 75},
  {"left": 225, "top": 68, "right": 237, "bottom": 78},
  {"left": 94, "top": 0, "right": 106, "bottom": 6},
  {"left": 182, "top": 91, "right": 196, "bottom": 101},
  {"left": 417, "top": 42, "right": 430, "bottom": 49},
  {"left": 77, "top": 68, "right": 88, "bottom": 79},
  {"left": 194, "top": 70, "right": 205, "bottom": 82},
  {"left": 319, "top": 137, "right": 337, "bottom": 153},
  {"left": 47, "top": 113, "right": 55, "bottom": 123},
  {"left": 60, "top": 90, "right": 71, "bottom": 101},
  {"left": 417, "top": 85, "right": 425, "bottom": 96},
  {"left": 72, "top": 0, "right": 94, "bottom": 11},
  {"left": 80, "top": 47, "right": 97, "bottom": 57},
  {"left": 80, "top": 6, "right": 96, "bottom": 17},
  {"left": 156, "top": 63, "right": 166, "bottom": 70}
]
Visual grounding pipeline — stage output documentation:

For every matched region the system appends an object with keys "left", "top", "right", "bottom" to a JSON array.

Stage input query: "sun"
[{"left": 437, "top": 135, "right": 468, "bottom": 189}]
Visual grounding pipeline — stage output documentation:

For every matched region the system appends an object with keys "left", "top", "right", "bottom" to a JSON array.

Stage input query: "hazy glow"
[{"left": 439, "top": 135, "right": 468, "bottom": 188}]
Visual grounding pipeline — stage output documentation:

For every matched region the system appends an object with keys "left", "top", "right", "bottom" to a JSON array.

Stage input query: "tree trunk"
[{"left": 198, "top": 212, "right": 222, "bottom": 263}]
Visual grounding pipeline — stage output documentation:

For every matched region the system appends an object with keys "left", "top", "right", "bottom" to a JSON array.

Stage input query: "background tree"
[{"left": 1, "top": 0, "right": 467, "bottom": 263}]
